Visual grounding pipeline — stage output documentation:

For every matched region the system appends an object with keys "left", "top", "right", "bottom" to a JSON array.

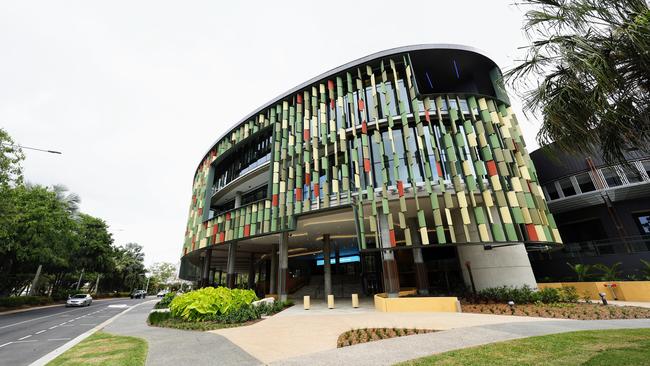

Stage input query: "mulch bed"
[
  {"left": 461, "top": 302, "right": 650, "bottom": 320},
  {"left": 337, "top": 328, "right": 436, "bottom": 348}
]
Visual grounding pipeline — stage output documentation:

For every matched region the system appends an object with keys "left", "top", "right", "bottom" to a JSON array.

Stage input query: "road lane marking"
[
  {"left": 35, "top": 330, "right": 46, "bottom": 335},
  {"left": 14, "top": 340, "right": 36, "bottom": 344},
  {"left": 58, "top": 323, "right": 66, "bottom": 326},
  {"left": 0, "top": 308, "right": 79, "bottom": 330},
  {"left": 18, "top": 335, "right": 32, "bottom": 340},
  {"left": 0, "top": 342, "right": 12, "bottom": 348},
  {"left": 47, "top": 338, "right": 71, "bottom": 341},
  {"left": 48, "top": 326, "right": 58, "bottom": 330}
]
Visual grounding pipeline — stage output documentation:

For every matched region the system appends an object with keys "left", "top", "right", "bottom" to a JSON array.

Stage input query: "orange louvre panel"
[{"left": 526, "top": 224, "right": 538, "bottom": 241}]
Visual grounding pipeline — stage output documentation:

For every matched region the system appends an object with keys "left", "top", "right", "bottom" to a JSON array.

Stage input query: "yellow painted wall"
[
  {"left": 374, "top": 294, "right": 459, "bottom": 312},
  {"left": 538, "top": 281, "right": 650, "bottom": 301}
]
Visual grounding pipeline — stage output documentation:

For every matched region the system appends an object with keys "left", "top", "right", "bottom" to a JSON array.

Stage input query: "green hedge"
[
  {"left": 0, "top": 296, "right": 53, "bottom": 308},
  {"left": 169, "top": 287, "right": 258, "bottom": 321},
  {"left": 475, "top": 285, "right": 579, "bottom": 304}
]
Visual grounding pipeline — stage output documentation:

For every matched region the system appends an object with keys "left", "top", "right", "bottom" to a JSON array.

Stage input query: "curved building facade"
[{"left": 180, "top": 45, "right": 562, "bottom": 299}]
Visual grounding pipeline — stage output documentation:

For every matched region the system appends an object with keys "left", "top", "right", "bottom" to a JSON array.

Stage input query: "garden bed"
[
  {"left": 461, "top": 302, "right": 650, "bottom": 320},
  {"left": 337, "top": 328, "right": 436, "bottom": 348}
]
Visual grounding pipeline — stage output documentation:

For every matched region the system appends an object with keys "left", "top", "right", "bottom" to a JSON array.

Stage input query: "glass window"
[
  {"left": 642, "top": 160, "right": 650, "bottom": 179},
  {"left": 635, "top": 212, "right": 650, "bottom": 235},
  {"left": 545, "top": 183, "right": 560, "bottom": 200},
  {"left": 558, "top": 178, "right": 576, "bottom": 197},
  {"left": 601, "top": 167, "right": 622, "bottom": 187},
  {"left": 396, "top": 79, "right": 410, "bottom": 114},
  {"left": 623, "top": 165, "right": 644, "bottom": 183},
  {"left": 575, "top": 172, "right": 596, "bottom": 193}
]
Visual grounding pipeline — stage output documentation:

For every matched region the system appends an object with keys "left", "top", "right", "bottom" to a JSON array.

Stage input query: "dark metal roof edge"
[{"left": 197, "top": 43, "right": 498, "bottom": 170}]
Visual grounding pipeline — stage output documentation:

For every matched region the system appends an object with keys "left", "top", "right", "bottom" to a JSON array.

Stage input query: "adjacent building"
[
  {"left": 529, "top": 144, "right": 650, "bottom": 280},
  {"left": 179, "top": 44, "right": 563, "bottom": 299}
]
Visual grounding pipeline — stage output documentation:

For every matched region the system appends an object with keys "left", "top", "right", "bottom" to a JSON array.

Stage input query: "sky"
[{"left": 0, "top": 0, "right": 542, "bottom": 267}]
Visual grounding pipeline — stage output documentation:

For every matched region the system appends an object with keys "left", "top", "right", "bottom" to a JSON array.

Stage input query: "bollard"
[
  {"left": 304, "top": 295, "right": 310, "bottom": 310},
  {"left": 352, "top": 293, "right": 359, "bottom": 308},
  {"left": 327, "top": 294, "right": 335, "bottom": 309}
]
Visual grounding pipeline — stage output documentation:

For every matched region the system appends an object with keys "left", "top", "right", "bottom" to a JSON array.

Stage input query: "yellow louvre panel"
[
  {"left": 490, "top": 175, "right": 502, "bottom": 191},
  {"left": 461, "top": 207, "right": 471, "bottom": 225},
  {"left": 499, "top": 207, "right": 513, "bottom": 224},
  {"left": 478, "top": 98, "right": 488, "bottom": 111},
  {"left": 445, "top": 208, "right": 453, "bottom": 226},
  {"left": 539, "top": 210, "right": 549, "bottom": 225},
  {"left": 462, "top": 160, "right": 473, "bottom": 176},
  {"left": 288, "top": 166, "right": 294, "bottom": 179},
  {"left": 535, "top": 225, "right": 546, "bottom": 241},
  {"left": 478, "top": 224, "right": 490, "bottom": 241},
  {"left": 354, "top": 175, "right": 361, "bottom": 188},
  {"left": 507, "top": 191, "right": 519, "bottom": 207},
  {"left": 419, "top": 227, "right": 429, "bottom": 245},
  {"left": 520, "top": 166, "right": 532, "bottom": 180},
  {"left": 511, "top": 177, "right": 523, "bottom": 192},
  {"left": 514, "top": 152, "right": 525, "bottom": 166},
  {"left": 404, "top": 227, "right": 412, "bottom": 246},
  {"left": 478, "top": 134, "right": 488, "bottom": 147},
  {"left": 199, "top": 238, "right": 207, "bottom": 248},
  {"left": 332, "top": 180, "right": 339, "bottom": 193},
  {"left": 490, "top": 111, "right": 500, "bottom": 124},
  {"left": 279, "top": 181, "right": 286, "bottom": 193},
  {"left": 552, "top": 229, "right": 563, "bottom": 243},
  {"left": 482, "top": 191, "right": 494, "bottom": 207},
  {"left": 369, "top": 218, "right": 377, "bottom": 233},
  {"left": 457, "top": 191, "right": 468, "bottom": 207},
  {"left": 467, "top": 133, "right": 477, "bottom": 147},
  {"left": 500, "top": 125, "right": 511, "bottom": 138},
  {"left": 521, "top": 207, "right": 532, "bottom": 224}
]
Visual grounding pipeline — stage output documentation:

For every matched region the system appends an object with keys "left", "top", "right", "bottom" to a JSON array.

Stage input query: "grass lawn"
[
  {"left": 399, "top": 328, "right": 650, "bottom": 366},
  {"left": 47, "top": 331, "right": 147, "bottom": 366}
]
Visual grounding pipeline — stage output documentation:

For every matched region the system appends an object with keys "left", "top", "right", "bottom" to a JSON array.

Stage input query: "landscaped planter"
[
  {"left": 374, "top": 290, "right": 460, "bottom": 312},
  {"left": 538, "top": 281, "right": 650, "bottom": 301}
]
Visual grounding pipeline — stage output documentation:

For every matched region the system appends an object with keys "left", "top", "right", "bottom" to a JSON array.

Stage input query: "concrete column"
[
  {"left": 247, "top": 253, "right": 256, "bottom": 289},
  {"left": 208, "top": 269, "right": 215, "bottom": 287},
  {"left": 226, "top": 242, "right": 237, "bottom": 288},
  {"left": 234, "top": 191, "right": 242, "bottom": 208},
  {"left": 277, "top": 232, "right": 289, "bottom": 302},
  {"left": 378, "top": 213, "right": 400, "bottom": 297},
  {"left": 201, "top": 249, "right": 212, "bottom": 288},
  {"left": 323, "top": 234, "right": 332, "bottom": 297},
  {"left": 457, "top": 243, "right": 537, "bottom": 291},
  {"left": 409, "top": 218, "right": 429, "bottom": 295},
  {"left": 270, "top": 244, "right": 278, "bottom": 294}
]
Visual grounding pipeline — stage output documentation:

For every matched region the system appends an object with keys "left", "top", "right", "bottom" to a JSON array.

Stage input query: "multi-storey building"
[{"left": 179, "top": 44, "right": 562, "bottom": 300}]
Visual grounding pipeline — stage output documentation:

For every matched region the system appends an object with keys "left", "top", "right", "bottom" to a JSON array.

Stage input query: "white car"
[
  {"left": 66, "top": 294, "right": 93, "bottom": 307},
  {"left": 156, "top": 290, "right": 169, "bottom": 298}
]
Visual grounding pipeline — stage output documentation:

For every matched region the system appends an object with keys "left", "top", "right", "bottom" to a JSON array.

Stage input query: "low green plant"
[
  {"left": 594, "top": 262, "right": 622, "bottom": 281},
  {"left": 0, "top": 296, "right": 53, "bottom": 308},
  {"left": 566, "top": 263, "right": 593, "bottom": 282},
  {"left": 147, "top": 311, "right": 172, "bottom": 325},
  {"left": 537, "top": 287, "right": 561, "bottom": 303},
  {"left": 640, "top": 259, "right": 650, "bottom": 280},
  {"left": 169, "top": 287, "right": 258, "bottom": 321},
  {"left": 154, "top": 292, "right": 176, "bottom": 309},
  {"left": 558, "top": 286, "right": 579, "bottom": 303}
]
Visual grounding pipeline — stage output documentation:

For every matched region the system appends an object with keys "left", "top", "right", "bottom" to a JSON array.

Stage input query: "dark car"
[{"left": 130, "top": 290, "right": 146, "bottom": 299}]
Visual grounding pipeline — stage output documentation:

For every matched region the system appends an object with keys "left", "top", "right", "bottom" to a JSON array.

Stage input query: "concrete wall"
[
  {"left": 538, "top": 281, "right": 650, "bottom": 301},
  {"left": 458, "top": 243, "right": 537, "bottom": 291}
]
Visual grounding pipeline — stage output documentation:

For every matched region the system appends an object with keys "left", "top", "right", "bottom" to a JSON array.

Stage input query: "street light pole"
[{"left": 0, "top": 142, "right": 62, "bottom": 154}]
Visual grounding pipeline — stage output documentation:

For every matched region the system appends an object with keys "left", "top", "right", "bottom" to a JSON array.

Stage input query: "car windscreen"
[{"left": 71, "top": 295, "right": 86, "bottom": 298}]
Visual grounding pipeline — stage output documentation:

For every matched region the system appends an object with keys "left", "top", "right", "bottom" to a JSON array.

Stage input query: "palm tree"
[
  {"left": 566, "top": 262, "right": 593, "bottom": 281},
  {"left": 52, "top": 184, "right": 81, "bottom": 216},
  {"left": 640, "top": 259, "right": 650, "bottom": 280},
  {"left": 506, "top": 0, "right": 650, "bottom": 164},
  {"left": 594, "top": 262, "right": 623, "bottom": 281}
]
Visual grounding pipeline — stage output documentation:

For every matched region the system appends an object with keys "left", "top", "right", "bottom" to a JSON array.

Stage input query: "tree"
[
  {"left": 566, "top": 262, "right": 593, "bottom": 281},
  {"left": 52, "top": 184, "right": 81, "bottom": 217},
  {"left": 594, "top": 262, "right": 623, "bottom": 281},
  {"left": 507, "top": 0, "right": 650, "bottom": 163},
  {"left": 148, "top": 262, "right": 177, "bottom": 291},
  {"left": 0, "top": 128, "right": 24, "bottom": 188}
]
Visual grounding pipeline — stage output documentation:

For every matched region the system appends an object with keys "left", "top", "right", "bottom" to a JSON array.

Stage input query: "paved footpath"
[
  {"left": 272, "top": 318, "right": 650, "bottom": 366},
  {"left": 0, "top": 297, "right": 146, "bottom": 366},
  {"left": 104, "top": 301, "right": 261, "bottom": 366}
]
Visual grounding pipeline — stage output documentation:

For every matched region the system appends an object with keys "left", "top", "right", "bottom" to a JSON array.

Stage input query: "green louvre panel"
[
  {"left": 489, "top": 134, "right": 501, "bottom": 149},
  {"left": 417, "top": 210, "right": 427, "bottom": 228},
  {"left": 474, "top": 161, "right": 487, "bottom": 176},
  {"left": 382, "top": 198, "right": 389, "bottom": 215},
  {"left": 491, "top": 223, "right": 506, "bottom": 242},
  {"left": 430, "top": 193, "right": 440, "bottom": 210},
  {"left": 433, "top": 208, "right": 442, "bottom": 225},
  {"left": 495, "top": 191, "right": 507, "bottom": 207},
  {"left": 504, "top": 223, "right": 518, "bottom": 241},
  {"left": 480, "top": 110, "right": 492, "bottom": 123},
  {"left": 449, "top": 108, "right": 458, "bottom": 122},
  {"left": 455, "top": 133, "right": 465, "bottom": 148},
  {"left": 436, "top": 227, "right": 446, "bottom": 244},
  {"left": 473, "top": 207, "right": 486, "bottom": 224},
  {"left": 524, "top": 192, "right": 535, "bottom": 208},
  {"left": 547, "top": 213, "right": 558, "bottom": 229},
  {"left": 481, "top": 146, "right": 493, "bottom": 161},
  {"left": 493, "top": 148, "right": 504, "bottom": 162},
  {"left": 498, "top": 162, "right": 510, "bottom": 177},
  {"left": 529, "top": 209, "right": 542, "bottom": 225},
  {"left": 511, "top": 207, "right": 524, "bottom": 223},
  {"left": 466, "top": 175, "right": 477, "bottom": 191},
  {"left": 442, "top": 134, "right": 454, "bottom": 148}
]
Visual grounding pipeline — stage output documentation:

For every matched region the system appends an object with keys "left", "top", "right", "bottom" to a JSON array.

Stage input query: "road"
[{"left": 0, "top": 297, "right": 149, "bottom": 366}]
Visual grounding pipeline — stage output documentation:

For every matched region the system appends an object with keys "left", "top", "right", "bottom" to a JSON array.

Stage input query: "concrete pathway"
[
  {"left": 212, "top": 300, "right": 559, "bottom": 364},
  {"left": 272, "top": 319, "right": 650, "bottom": 366},
  {"left": 104, "top": 301, "right": 261, "bottom": 366}
]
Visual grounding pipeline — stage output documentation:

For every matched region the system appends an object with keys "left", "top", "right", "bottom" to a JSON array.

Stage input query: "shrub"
[
  {"left": 169, "top": 287, "right": 258, "bottom": 321},
  {"left": 478, "top": 285, "right": 540, "bottom": 304},
  {"left": 154, "top": 292, "right": 176, "bottom": 309},
  {"left": 538, "top": 287, "right": 561, "bottom": 304},
  {"left": 558, "top": 286, "right": 579, "bottom": 303},
  {"left": 147, "top": 311, "right": 172, "bottom": 325},
  {"left": 0, "top": 296, "right": 53, "bottom": 308}
]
